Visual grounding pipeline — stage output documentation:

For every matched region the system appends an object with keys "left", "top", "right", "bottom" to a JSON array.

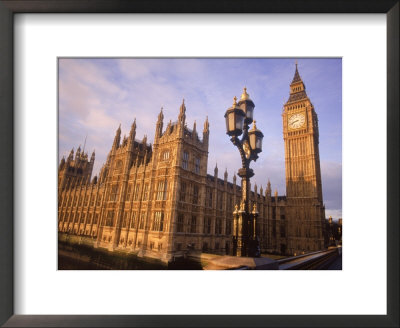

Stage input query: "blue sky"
[{"left": 58, "top": 58, "right": 342, "bottom": 219}]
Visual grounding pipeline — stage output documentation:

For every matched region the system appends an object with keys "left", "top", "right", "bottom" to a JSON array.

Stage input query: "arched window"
[
  {"left": 182, "top": 151, "right": 189, "bottom": 169},
  {"left": 156, "top": 181, "right": 168, "bottom": 200},
  {"left": 161, "top": 150, "right": 170, "bottom": 161},
  {"left": 152, "top": 212, "right": 164, "bottom": 231},
  {"left": 195, "top": 157, "right": 200, "bottom": 174}
]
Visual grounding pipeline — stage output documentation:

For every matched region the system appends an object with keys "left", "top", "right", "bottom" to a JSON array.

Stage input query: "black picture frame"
[{"left": 0, "top": 1, "right": 398, "bottom": 327}]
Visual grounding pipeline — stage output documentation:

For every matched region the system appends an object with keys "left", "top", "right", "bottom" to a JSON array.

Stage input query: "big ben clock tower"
[{"left": 282, "top": 62, "right": 326, "bottom": 254}]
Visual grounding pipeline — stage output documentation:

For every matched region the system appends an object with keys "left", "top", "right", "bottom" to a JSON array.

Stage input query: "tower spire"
[
  {"left": 178, "top": 98, "right": 186, "bottom": 124},
  {"left": 82, "top": 134, "right": 87, "bottom": 154},
  {"left": 203, "top": 116, "right": 209, "bottom": 133},
  {"left": 113, "top": 124, "right": 121, "bottom": 149},
  {"left": 291, "top": 61, "right": 302, "bottom": 84},
  {"left": 193, "top": 120, "right": 197, "bottom": 135},
  {"left": 155, "top": 107, "right": 164, "bottom": 140},
  {"left": 130, "top": 118, "right": 136, "bottom": 136}
]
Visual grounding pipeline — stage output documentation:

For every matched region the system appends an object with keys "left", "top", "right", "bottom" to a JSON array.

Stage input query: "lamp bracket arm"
[{"left": 230, "top": 136, "right": 248, "bottom": 168}]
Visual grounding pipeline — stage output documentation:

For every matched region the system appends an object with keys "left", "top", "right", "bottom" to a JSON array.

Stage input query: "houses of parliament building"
[{"left": 58, "top": 65, "right": 327, "bottom": 261}]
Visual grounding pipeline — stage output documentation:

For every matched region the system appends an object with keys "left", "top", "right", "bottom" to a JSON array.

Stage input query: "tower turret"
[
  {"left": 130, "top": 118, "right": 137, "bottom": 139},
  {"left": 178, "top": 99, "right": 186, "bottom": 126},
  {"left": 155, "top": 108, "right": 164, "bottom": 140},
  {"left": 192, "top": 120, "right": 197, "bottom": 137},
  {"left": 266, "top": 179, "right": 271, "bottom": 197},
  {"left": 76, "top": 145, "right": 81, "bottom": 160},
  {"left": 203, "top": 116, "right": 209, "bottom": 146},
  {"left": 113, "top": 124, "right": 121, "bottom": 149},
  {"left": 59, "top": 157, "right": 66, "bottom": 170},
  {"left": 67, "top": 148, "right": 74, "bottom": 162}
]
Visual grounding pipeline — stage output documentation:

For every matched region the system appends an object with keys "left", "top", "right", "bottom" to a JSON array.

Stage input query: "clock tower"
[{"left": 282, "top": 63, "right": 326, "bottom": 254}]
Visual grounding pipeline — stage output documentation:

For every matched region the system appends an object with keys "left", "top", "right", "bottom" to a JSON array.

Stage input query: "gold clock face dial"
[{"left": 288, "top": 113, "right": 305, "bottom": 129}]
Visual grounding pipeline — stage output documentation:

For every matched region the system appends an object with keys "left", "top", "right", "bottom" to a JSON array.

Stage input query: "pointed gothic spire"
[
  {"left": 68, "top": 148, "right": 74, "bottom": 161},
  {"left": 82, "top": 134, "right": 87, "bottom": 154},
  {"left": 266, "top": 179, "right": 272, "bottom": 197},
  {"left": 113, "top": 124, "right": 122, "bottom": 149},
  {"left": 75, "top": 146, "right": 81, "bottom": 161},
  {"left": 193, "top": 120, "right": 197, "bottom": 134},
  {"left": 158, "top": 107, "right": 164, "bottom": 121},
  {"left": 178, "top": 98, "right": 186, "bottom": 124},
  {"left": 203, "top": 116, "right": 210, "bottom": 136},
  {"left": 166, "top": 119, "right": 172, "bottom": 133},
  {"left": 291, "top": 60, "right": 302, "bottom": 84},
  {"left": 203, "top": 115, "right": 210, "bottom": 132},
  {"left": 214, "top": 163, "right": 218, "bottom": 177},
  {"left": 130, "top": 118, "right": 136, "bottom": 137},
  {"left": 59, "top": 157, "right": 66, "bottom": 170},
  {"left": 233, "top": 172, "right": 237, "bottom": 185},
  {"left": 224, "top": 168, "right": 228, "bottom": 181},
  {"left": 203, "top": 116, "right": 209, "bottom": 146},
  {"left": 287, "top": 62, "right": 308, "bottom": 104},
  {"left": 155, "top": 108, "right": 164, "bottom": 140}
]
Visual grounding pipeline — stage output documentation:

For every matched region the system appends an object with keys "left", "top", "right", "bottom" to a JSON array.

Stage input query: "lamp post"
[{"left": 224, "top": 88, "right": 264, "bottom": 257}]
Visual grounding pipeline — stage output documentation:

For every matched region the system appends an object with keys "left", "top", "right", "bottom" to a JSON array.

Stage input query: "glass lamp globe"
[
  {"left": 238, "top": 87, "right": 255, "bottom": 124},
  {"left": 224, "top": 97, "right": 246, "bottom": 137},
  {"left": 248, "top": 121, "right": 264, "bottom": 153}
]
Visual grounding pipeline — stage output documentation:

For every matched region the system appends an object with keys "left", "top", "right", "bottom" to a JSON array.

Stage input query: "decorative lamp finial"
[{"left": 240, "top": 87, "right": 250, "bottom": 101}]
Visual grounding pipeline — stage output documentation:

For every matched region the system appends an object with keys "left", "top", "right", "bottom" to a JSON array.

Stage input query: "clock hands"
[{"left": 289, "top": 114, "right": 304, "bottom": 128}]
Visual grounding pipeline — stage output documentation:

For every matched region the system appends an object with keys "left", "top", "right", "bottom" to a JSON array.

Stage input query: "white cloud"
[{"left": 58, "top": 58, "right": 342, "bottom": 218}]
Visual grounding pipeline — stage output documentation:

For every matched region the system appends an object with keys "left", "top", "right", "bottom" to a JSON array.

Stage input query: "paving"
[{"left": 203, "top": 255, "right": 279, "bottom": 270}]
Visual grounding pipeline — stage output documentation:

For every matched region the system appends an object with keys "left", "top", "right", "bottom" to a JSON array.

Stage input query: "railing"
[{"left": 278, "top": 248, "right": 340, "bottom": 270}]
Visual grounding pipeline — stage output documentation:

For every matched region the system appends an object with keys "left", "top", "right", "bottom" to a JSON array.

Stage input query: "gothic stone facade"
[{"left": 58, "top": 66, "right": 327, "bottom": 262}]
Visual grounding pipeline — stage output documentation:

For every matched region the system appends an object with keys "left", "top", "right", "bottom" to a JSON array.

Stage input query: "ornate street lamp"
[{"left": 225, "top": 88, "right": 264, "bottom": 257}]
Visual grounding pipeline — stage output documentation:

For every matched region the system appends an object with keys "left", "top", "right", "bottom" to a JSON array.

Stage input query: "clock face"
[{"left": 288, "top": 113, "right": 306, "bottom": 129}]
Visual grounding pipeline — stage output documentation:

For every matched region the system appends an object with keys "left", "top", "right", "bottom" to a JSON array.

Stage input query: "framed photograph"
[
  {"left": 0, "top": 1, "right": 398, "bottom": 327},
  {"left": 56, "top": 57, "right": 342, "bottom": 271}
]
